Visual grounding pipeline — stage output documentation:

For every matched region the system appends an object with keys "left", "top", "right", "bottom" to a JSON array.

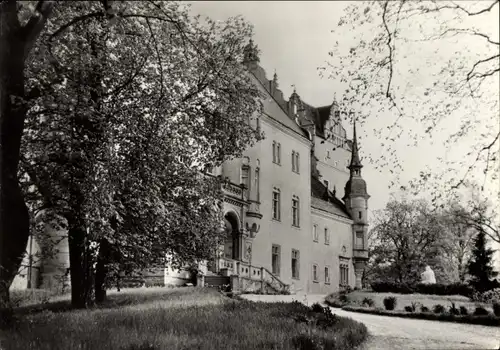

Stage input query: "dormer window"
[{"left": 335, "top": 110, "right": 340, "bottom": 119}]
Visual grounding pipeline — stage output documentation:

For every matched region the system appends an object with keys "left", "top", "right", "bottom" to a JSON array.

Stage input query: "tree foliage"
[
  {"left": 4, "top": 0, "right": 263, "bottom": 308},
  {"left": 368, "top": 198, "right": 445, "bottom": 284},
  {"left": 367, "top": 188, "right": 497, "bottom": 285},
  {"left": 468, "top": 230, "right": 498, "bottom": 292},
  {"left": 321, "top": 0, "right": 499, "bottom": 199}
]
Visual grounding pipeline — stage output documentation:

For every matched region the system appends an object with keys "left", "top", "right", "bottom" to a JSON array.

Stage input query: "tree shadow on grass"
[{"left": 13, "top": 287, "right": 221, "bottom": 317}]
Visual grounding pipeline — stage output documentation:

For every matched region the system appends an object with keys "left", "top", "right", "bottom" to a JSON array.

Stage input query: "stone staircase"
[{"left": 204, "top": 257, "right": 291, "bottom": 295}]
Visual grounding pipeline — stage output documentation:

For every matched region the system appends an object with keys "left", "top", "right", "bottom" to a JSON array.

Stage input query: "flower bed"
[{"left": 341, "top": 305, "right": 500, "bottom": 327}]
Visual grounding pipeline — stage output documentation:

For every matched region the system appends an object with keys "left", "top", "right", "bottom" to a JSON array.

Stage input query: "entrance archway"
[{"left": 224, "top": 211, "right": 241, "bottom": 260}]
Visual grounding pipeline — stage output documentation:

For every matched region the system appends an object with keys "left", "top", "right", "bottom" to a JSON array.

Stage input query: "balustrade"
[{"left": 216, "top": 257, "right": 289, "bottom": 293}]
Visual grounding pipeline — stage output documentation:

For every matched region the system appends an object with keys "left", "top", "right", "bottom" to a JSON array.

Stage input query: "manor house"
[{"left": 198, "top": 40, "right": 370, "bottom": 294}]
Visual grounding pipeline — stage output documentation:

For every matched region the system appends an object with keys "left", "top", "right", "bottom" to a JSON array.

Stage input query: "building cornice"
[
  {"left": 316, "top": 159, "right": 350, "bottom": 176},
  {"left": 311, "top": 206, "right": 353, "bottom": 225}
]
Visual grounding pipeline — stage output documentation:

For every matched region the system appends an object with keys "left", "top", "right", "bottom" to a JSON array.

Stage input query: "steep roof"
[
  {"left": 310, "top": 176, "right": 351, "bottom": 219},
  {"left": 248, "top": 72, "right": 309, "bottom": 140}
]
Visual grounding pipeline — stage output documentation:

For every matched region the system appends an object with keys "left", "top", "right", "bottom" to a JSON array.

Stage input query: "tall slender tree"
[{"left": 468, "top": 230, "right": 498, "bottom": 292}]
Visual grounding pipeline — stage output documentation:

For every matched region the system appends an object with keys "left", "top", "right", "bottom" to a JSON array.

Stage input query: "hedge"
[{"left": 370, "top": 281, "right": 475, "bottom": 297}]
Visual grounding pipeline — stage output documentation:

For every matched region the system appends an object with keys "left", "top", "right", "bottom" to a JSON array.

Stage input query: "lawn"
[
  {"left": 3, "top": 287, "right": 368, "bottom": 350},
  {"left": 341, "top": 290, "right": 493, "bottom": 313}
]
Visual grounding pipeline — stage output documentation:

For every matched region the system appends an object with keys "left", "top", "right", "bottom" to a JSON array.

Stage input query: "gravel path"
[{"left": 241, "top": 294, "right": 500, "bottom": 349}]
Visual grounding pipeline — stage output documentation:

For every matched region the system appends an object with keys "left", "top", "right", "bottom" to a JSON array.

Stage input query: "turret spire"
[{"left": 348, "top": 114, "right": 363, "bottom": 173}]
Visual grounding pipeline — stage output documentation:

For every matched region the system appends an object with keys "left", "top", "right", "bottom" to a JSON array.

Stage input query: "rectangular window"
[
  {"left": 313, "top": 224, "right": 318, "bottom": 242},
  {"left": 241, "top": 166, "right": 250, "bottom": 189},
  {"left": 292, "top": 249, "right": 300, "bottom": 279},
  {"left": 324, "top": 227, "right": 330, "bottom": 245},
  {"left": 358, "top": 211, "right": 362, "bottom": 219},
  {"left": 273, "top": 141, "right": 281, "bottom": 164},
  {"left": 255, "top": 168, "right": 260, "bottom": 202},
  {"left": 324, "top": 180, "right": 329, "bottom": 189},
  {"left": 272, "top": 189, "right": 281, "bottom": 221},
  {"left": 272, "top": 245, "right": 281, "bottom": 276},
  {"left": 292, "top": 196, "right": 300, "bottom": 227},
  {"left": 356, "top": 231, "right": 364, "bottom": 249},
  {"left": 325, "top": 266, "right": 331, "bottom": 284},
  {"left": 277, "top": 143, "right": 281, "bottom": 164},
  {"left": 313, "top": 264, "right": 319, "bottom": 282},
  {"left": 326, "top": 151, "right": 330, "bottom": 160},
  {"left": 340, "top": 264, "right": 349, "bottom": 287},
  {"left": 292, "top": 151, "right": 300, "bottom": 173}
]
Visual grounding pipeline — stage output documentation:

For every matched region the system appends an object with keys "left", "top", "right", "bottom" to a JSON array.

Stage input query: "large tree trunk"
[
  {"left": 68, "top": 222, "right": 94, "bottom": 308},
  {"left": 0, "top": 5, "right": 30, "bottom": 321},
  {"left": 1, "top": 2, "right": 54, "bottom": 325},
  {"left": 95, "top": 238, "right": 110, "bottom": 304}
]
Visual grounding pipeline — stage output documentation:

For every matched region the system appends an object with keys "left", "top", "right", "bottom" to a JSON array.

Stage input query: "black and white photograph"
[{"left": 0, "top": 1, "right": 499, "bottom": 349}]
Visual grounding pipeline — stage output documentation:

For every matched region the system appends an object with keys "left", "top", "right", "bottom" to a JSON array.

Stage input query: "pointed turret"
[
  {"left": 348, "top": 118, "right": 363, "bottom": 174},
  {"left": 343, "top": 115, "right": 369, "bottom": 290}
]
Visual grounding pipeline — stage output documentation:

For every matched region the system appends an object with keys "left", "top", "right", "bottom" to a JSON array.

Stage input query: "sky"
[
  {"left": 187, "top": 1, "right": 500, "bottom": 261},
  {"left": 190, "top": 1, "right": 499, "bottom": 205}
]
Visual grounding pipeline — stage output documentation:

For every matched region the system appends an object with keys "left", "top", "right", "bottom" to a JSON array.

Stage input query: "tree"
[
  {"left": 20, "top": 1, "right": 262, "bottom": 307},
  {"left": 455, "top": 186, "right": 499, "bottom": 244},
  {"left": 468, "top": 230, "right": 498, "bottom": 292},
  {"left": 368, "top": 198, "right": 445, "bottom": 284},
  {"left": 0, "top": 0, "right": 55, "bottom": 315},
  {"left": 321, "top": 1, "right": 499, "bottom": 199}
]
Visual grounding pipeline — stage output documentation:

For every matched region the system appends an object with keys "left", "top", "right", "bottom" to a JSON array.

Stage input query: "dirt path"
[{"left": 241, "top": 294, "right": 500, "bottom": 349}]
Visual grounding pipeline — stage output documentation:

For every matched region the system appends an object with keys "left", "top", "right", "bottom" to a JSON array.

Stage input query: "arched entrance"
[{"left": 224, "top": 211, "right": 242, "bottom": 260}]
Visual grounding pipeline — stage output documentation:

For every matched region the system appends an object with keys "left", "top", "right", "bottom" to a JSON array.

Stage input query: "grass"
[{"left": 3, "top": 287, "right": 368, "bottom": 350}]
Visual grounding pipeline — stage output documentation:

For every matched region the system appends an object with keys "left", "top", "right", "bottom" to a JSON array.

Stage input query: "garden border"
[{"left": 326, "top": 303, "right": 500, "bottom": 327}]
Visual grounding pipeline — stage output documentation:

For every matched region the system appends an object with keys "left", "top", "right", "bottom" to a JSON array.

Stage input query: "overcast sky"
[{"left": 188, "top": 2, "right": 499, "bottom": 227}]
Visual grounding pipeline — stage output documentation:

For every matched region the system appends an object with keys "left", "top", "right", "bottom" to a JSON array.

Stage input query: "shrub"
[
  {"left": 449, "top": 302, "right": 460, "bottom": 315},
  {"left": 362, "top": 297, "right": 374, "bottom": 307},
  {"left": 325, "top": 292, "right": 350, "bottom": 308},
  {"left": 459, "top": 306, "right": 469, "bottom": 315},
  {"left": 292, "top": 334, "right": 324, "bottom": 350},
  {"left": 493, "top": 303, "right": 500, "bottom": 317},
  {"left": 415, "top": 282, "right": 474, "bottom": 297},
  {"left": 410, "top": 302, "right": 419, "bottom": 312},
  {"left": 420, "top": 305, "right": 429, "bottom": 313},
  {"left": 473, "top": 306, "right": 490, "bottom": 316},
  {"left": 311, "top": 303, "right": 325, "bottom": 313},
  {"left": 339, "top": 293, "right": 349, "bottom": 304},
  {"left": 383, "top": 296, "right": 397, "bottom": 310},
  {"left": 473, "top": 288, "right": 500, "bottom": 303},
  {"left": 433, "top": 304, "right": 445, "bottom": 314},
  {"left": 371, "top": 281, "right": 413, "bottom": 294},
  {"left": 404, "top": 306, "right": 413, "bottom": 312}
]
